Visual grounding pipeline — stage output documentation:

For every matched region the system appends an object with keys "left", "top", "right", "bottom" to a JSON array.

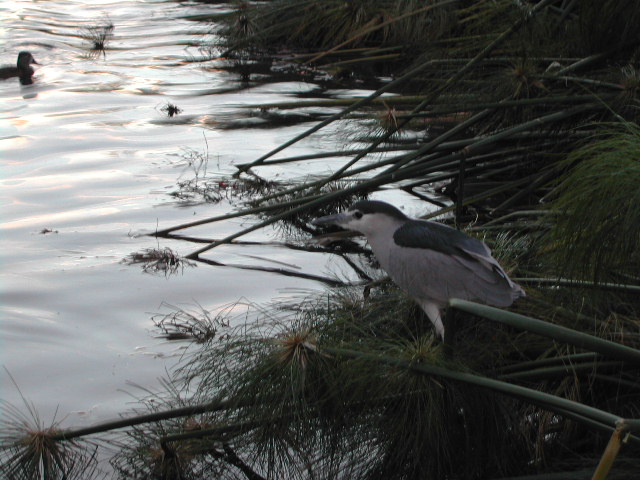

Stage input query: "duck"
[{"left": 0, "top": 51, "right": 39, "bottom": 84}]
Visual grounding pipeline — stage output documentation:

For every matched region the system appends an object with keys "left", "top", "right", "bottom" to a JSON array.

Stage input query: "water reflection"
[{"left": 0, "top": 0, "right": 369, "bottom": 435}]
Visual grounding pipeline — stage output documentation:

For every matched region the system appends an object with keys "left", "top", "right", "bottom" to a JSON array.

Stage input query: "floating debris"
[
  {"left": 160, "top": 102, "right": 182, "bottom": 117},
  {"left": 151, "top": 302, "right": 230, "bottom": 344},
  {"left": 123, "top": 247, "right": 196, "bottom": 276},
  {"left": 80, "top": 16, "right": 114, "bottom": 52}
]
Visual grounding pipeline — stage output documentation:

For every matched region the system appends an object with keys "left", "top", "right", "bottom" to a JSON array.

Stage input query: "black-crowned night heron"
[
  {"left": 312, "top": 200, "right": 525, "bottom": 338},
  {"left": 0, "top": 52, "right": 39, "bottom": 84}
]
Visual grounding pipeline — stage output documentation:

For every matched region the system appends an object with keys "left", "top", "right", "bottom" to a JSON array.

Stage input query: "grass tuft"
[
  {"left": 540, "top": 122, "right": 640, "bottom": 286},
  {"left": 160, "top": 102, "right": 182, "bottom": 118},
  {"left": 80, "top": 16, "right": 114, "bottom": 52},
  {"left": 123, "top": 247, "right": 196, "bottom": 276},
  {"left": 0, "top": 374, "right": 102, "bottom": 479},
  {"left": 152, "top": 302, "right": 229, "bottom": 344}
]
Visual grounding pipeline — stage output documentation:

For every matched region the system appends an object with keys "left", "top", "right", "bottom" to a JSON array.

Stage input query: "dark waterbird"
[
  {"left": 0, "top": 51, "right": 39, "bottom": 85},
  {"left": 313, "top": 200, "right": 525, "bottom": 338}
]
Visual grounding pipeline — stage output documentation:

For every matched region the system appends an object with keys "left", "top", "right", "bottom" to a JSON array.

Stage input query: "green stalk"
[
  {"left": 234, "top": 58, "right": 441, "bottom": 175},
  {"left": 50, "top": 397, "right": 247, "bottom": 441},
  {"left": 236, "top": 0, "right": 558, "bottom": 176},
  {"left": 539, "top": 74, "right": 623, "bottom": 90},
  {"left": 448, "top": 299, "right": 640, "bottom": 365},
  {"left": 460, "top": 104, "right": 597, "bottom": 156},
  {"left": 321, "top": 346, "right": 623, "bottom": 430},
  {"left": 592, "top": 374, "right": 640, "bottom": 391},
  {"left": 497, "top": 352, "right": 598, "bottom": 374},
  {"left": 479, "top": 210, "right": 549, "bottom": 227},
  {"left": 515, "top": 278, "right": 640, "bottom": 294},
  {"left": 154, "top": 191, "right": 327, "bottom": 236},
  {"left": 422, "top": 174, "right": 539, "bottom": 220},
  {"left": 161, "top": 419, "right": 263, "bottom": 443},
  {"left": 498, "top": 361, "right": 625, "bottom": 382},
  {"left": 557, "top": 40, "right": 640, "bottom": 75},
  {"left": 294, "top": 45, "right": 404, "bottom": 58},
  {"left": 491, "top": 165, "right": 562, "bottom": 213},
  {"left": 192, "top": 256, "right": 346, "bottom": 287},
  {"left": 233, "top": 145, "right": 416, "bottom": 170},
  {"left": 246, "top": 97, "right": 391, "bottom": 110},
  {"left": 251, "top": 134, "right": 482, "bottom": 205},
  {"left": 164, "top": 98, "right": 595, "bottom": 251}
]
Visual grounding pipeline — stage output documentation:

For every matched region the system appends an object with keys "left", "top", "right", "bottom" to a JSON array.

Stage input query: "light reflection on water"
[{"left": 0, "top": 0, "right": 354, "bottom": 430}]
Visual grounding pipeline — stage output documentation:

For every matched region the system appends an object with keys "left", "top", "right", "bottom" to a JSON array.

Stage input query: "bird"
[
  {"left": 0, "top": 51, "right": 39, "bottom": 84},
  {"left": 312, "top": 200, "right": 525, "bottom": 338}
]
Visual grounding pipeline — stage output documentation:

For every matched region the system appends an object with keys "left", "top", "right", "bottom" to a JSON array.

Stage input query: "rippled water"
[{"left": 0, "top": 0, "right": 373, "bottom": 428}]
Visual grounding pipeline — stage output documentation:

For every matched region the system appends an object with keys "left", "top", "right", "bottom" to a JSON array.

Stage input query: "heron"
[
  {"left": 0, "top": 52, "right": 39, "bottom": 84},
  {"left": 312, "top": 200, "right": 525, "bottom": 338}
]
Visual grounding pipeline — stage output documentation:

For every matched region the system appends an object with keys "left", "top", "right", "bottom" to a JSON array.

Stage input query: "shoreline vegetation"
[{"left": 3, "top": 1, "right": 640, "bottom": 479}]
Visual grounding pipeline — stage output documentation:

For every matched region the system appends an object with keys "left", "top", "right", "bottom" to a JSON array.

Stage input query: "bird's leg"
[
  {"left": 418, "top": 301, "right": 445, "bottom": 339},
  {"left": 442, "top": 307, "right": 458, "bottom": 358}
]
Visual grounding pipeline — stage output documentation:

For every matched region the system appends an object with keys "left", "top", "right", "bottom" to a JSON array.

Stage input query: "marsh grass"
[
  {"left": 247, "top": 180, "right": 368, "bottom": 237},
  {"left": 80, "top": 16, "right": 114, "bottom": 53},
  {"left": 539, "top": 122, "right": 640, "bottom": 302},
  {"left": 3, "top": 286, "right": 639, "bottom": 478},
  {"left": 171, "top": 174, "right": 285, "bottom": 206},
  {"left": 110, "top": 285, "right": 640, "bottom": 479},
  {"left": 123, "top": 247, "right": 196, "bottom": 276},
  {"left": 160, "top": 102, "right": 182, "bottom": 118},
  {"left": 0, "top": 373, "right": 103, "bottom": 480},
  {"left": 109, "top": 377, "right": 227, "bottom": 480},
  {"left": 170, "top": 146, "right": 283, "bottom": 205},
  {"left": 152, "top": 302, "right": 230, "bottom": 343}
]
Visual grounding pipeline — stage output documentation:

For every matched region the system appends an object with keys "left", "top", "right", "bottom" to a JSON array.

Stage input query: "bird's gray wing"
[
  {"left": 382, "top": 245, "right": 489, "bottom": 305},
  {"left": 387, "top": 246, "right": 521, "bottom": 306},
  {"left": 391, "top": 220, "right": 522, "bottom": 306},
  {"left": 454, "top": 250, "right": 516, "bottom": 287},
  {"left": 393, "top": 220, "right": 491, "bottom": 257}
]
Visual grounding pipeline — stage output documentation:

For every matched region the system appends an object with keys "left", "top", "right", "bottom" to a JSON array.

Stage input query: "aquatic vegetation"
[
  {"left": 160, "top": 102, "right": 182, "bottom": 118},
  {"left": 152, "top": 302, "right": 230, "bottom": 343},
  {"left": 6, "top": 287, "right": 637, "bottom": 479},
  {"left": 540, "top": 122, "right": 640, "bottom": 282},
  {"left": 171, "top": 172, "right": 284, "bottom": 205},
  {"left": 80, "top": 16, "right": 114, "bottom": 53},
  {"left": 0, "top": 374, "right": 103, "bottom": 480},
  {"left": 123, "top": 247, "right": 196, "bottom": 276}
]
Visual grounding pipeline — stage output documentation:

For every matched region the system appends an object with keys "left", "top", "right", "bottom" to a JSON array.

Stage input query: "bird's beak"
[
  {"left": 311, "top": 212, "right": 350, "bottom": 227},
  {"left": 31, "top": 58, "right": 40, "bottom": 65}
]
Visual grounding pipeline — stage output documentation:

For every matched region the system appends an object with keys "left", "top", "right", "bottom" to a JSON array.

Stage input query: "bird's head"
[
  {"left": 312, "top": 200, "right": 408, "bottom": 237},
  {"left": 17, "top": 51, "right": 39, "bottom": 68}
]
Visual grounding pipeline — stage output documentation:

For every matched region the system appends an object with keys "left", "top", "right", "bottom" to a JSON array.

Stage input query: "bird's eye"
[{"left": 354, "top": 211, "right": 363, "bottom": 219}]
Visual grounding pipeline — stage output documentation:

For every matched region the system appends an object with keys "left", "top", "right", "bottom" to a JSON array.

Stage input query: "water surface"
[{"left": 1, "top": 0, "right": 360, "bottom": 427}]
